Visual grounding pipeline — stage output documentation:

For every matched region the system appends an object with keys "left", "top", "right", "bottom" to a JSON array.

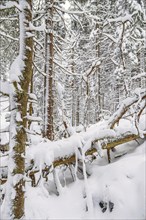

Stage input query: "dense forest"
[{"left": 0, "top": 0, "right": 146, "bottom": 219}]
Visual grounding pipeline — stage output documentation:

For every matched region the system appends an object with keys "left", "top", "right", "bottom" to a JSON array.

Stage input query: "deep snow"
[
  {"left": 0, "top": 97, "right": 145, "bottom": 219},
  {"left": 24, "top": 141, "right": 146, "bottom": 220}
]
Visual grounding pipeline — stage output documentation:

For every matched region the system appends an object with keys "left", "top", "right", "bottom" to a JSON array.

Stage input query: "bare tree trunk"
[
  {"left": 71, "top": 48, "right": 76, "bottom": 127},
  {"left": 47, "top": 0, "right": 54, "bottom": 140},
  {"left": 2, "top": 0, "right": 33, "bottom": 218},
  {"left": 76, "top": 87, "right": 80, "bottom": 126},
  {"left": 43, "top": 20, "right": 48, "bottom": 136},
  {"left": 28, "top": 73, "right": 34, "bottom": 129},
  {"left": 43, "top": 0, "right": 54, "bottom": 140},
  {"left": 95, "top": 22, "right": 101, "bottom": 122}
]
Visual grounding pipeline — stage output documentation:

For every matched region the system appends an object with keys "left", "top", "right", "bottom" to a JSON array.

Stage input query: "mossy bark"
[{"left": 7, "top": 0, "right": 33, "bottom": 218}]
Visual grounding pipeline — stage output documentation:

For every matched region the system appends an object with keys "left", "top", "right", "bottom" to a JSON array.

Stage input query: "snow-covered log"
[{"left": 27, "top": 131, "right": 145, "bottom": 175}]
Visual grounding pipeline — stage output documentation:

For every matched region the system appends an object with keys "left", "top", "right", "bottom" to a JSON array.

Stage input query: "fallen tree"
[
  {"left": 0, "top": 88, "right": 146, "bottom": 186},
  {"left": 27, "top": 131, "right": 145, "bottom": 183},
  {"left": 1, "top": 129, "right": 145, "bottom": 186}
]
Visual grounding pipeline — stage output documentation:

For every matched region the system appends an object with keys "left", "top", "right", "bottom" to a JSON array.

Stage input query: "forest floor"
[
  {"left": 25, "top": 140, "right": 146, "bottom": 220},
  {"left": 0, "top": 97, "right": 146, "bottom": 220}
]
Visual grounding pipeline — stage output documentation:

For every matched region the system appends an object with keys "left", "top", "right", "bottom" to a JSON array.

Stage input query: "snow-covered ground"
[
  {"left": 24, "top": 141, "right": 146, "bottom": 220},
  {"left": 0, "top": 97, "right": 145, "bottom": 219},
  {"left": 0, "top": 97, "right": 9, "bottom": 146}
]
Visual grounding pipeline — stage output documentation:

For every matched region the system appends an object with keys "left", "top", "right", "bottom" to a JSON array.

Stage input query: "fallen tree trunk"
[
  {"left": 1, "top": 89, "right": 146, "bottom": 186},
  {"left": 25, "top": 131, "right": 145, "bottom": 186},
  {"left": 27, "top": 133, "right": 146, "bottom": 183},
  {"left": 1, "top": 131, "right": 145, "bottom": 186},
  {"left": 53, "top": 133, "right": 146, "bottom": 167}
]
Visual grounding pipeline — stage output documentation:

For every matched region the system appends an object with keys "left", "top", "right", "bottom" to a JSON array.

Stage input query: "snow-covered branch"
[{"left": 108, "top": 88, "right": 146, "bottom": 129}]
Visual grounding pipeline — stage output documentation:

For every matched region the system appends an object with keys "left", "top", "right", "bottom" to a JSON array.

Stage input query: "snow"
[
  {"left": 0, "top": 1, "right": 21, "bottom": 11},
  {"left": 132, "top": 72, "right": 146, "bottom": 80},
  {"left": 55, "top": 5, "right": 88, "bottom": 15},
  {"left": 26, "top": 115, "right": 42, "bottom": 122},
  {"left": 12, "top": 174, "right": 23, "bottom": 186},
  {"left": 108, "top": 88, "right": 146, "bottom": 128},
  {"left": 0, "top": 132, "right": 8, "bottom": 146},
  {"left": 0, "top": 80, "right": 10, "bottom": 96},
  {"left": 89, "top": 142, "right": 146, "bottom": 220},
  {"left": 26, "top": 134, "right": 83, "bottom": 169},
  {"left": 0, "top": 154, "right": 8, "bottom": 179},
  {"left": 29, "top": 122, "right": 42, "bottom": 135},
  {"left": 9, "top": 55, "right": 24, "bottom": 83},
  {"left": 0, "top": 97, "right": 9, "bottom": 146},
  {"left": 1, "top": 0, "right": 145, "bottom": 218},
  {"left": 103, "top": 33, "right": 118, "bottom": 43},
  {"left": 24, "top": 111, "right": 146, "bottom": 174},
  {"left": 29, "top": 22, "right": 45, "bottom": 32},
  {"left": 16, "top": 112, "right": 22, "bottom": 122},
  {"left": 29, "top": 93, "right": 37, "bottom": 101},
  {"left": 23, "top": 141, "right": 146, "bottom": 219},
  {"left": 1, "top": 93, "right": 146, "bottom": 220},
  {"left": 25, "top": 181, "right": 85, "bottom": 219},
  {"left": 57, "top": 82, "right": 64, "bottom": 100},
  {"left": 108, "top": 13, "right": 133, "bottom": 24}
]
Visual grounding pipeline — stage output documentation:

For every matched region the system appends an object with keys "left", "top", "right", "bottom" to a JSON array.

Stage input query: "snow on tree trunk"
[{"left": 2, "top": 0, "right": 33, "bottom": 218}]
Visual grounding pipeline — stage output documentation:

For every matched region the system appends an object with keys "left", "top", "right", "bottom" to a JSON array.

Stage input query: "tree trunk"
[
  {"left": 28, "top": 73, "right": 34, "bottom": 129},
  {"left": 95, "top": 6, "right": 102, "bottom": 122},
  {"left": 44, "top": 0, "right": 54, "bottom": 140},
  {"left": 43, "top": 15, "right": 48, "bottom": 137},
  {"left": 2, "top": 0, "right": 33, "bottom": 218}
]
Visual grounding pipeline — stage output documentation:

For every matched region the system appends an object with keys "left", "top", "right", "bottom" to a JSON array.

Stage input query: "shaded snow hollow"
[{"left": 25, "top": 141, "right": 146, "bottom": 220}]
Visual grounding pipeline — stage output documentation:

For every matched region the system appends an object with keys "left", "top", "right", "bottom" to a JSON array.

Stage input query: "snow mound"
[{"left": 25, "top": 141, "right": 146, "bottom": 219}]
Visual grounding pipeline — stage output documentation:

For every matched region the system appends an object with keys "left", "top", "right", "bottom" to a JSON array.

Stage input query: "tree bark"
[
  {"left": 46, "top": 0, "right": 54, "bottom": 140},
  {"left": 2, "top": 0, "right": 33, "bottom": 218},
  {"left": 42, "top": 0, "right": 54, "bottom": 140}
]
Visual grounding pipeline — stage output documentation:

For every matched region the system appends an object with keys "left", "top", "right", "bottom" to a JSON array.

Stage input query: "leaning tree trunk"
[{"left": 2, "top": 0, "right": 33, "bottom": 219}]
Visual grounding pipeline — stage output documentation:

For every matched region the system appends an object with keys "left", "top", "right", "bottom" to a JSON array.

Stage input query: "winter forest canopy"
[{"left": 0, "top": 0, "right": 146, "bottom": 219}]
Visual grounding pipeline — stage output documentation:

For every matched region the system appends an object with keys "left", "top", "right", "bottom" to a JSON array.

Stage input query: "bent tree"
[{"left": 2, "top": 0, "right": 33, "bottom": 219}]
